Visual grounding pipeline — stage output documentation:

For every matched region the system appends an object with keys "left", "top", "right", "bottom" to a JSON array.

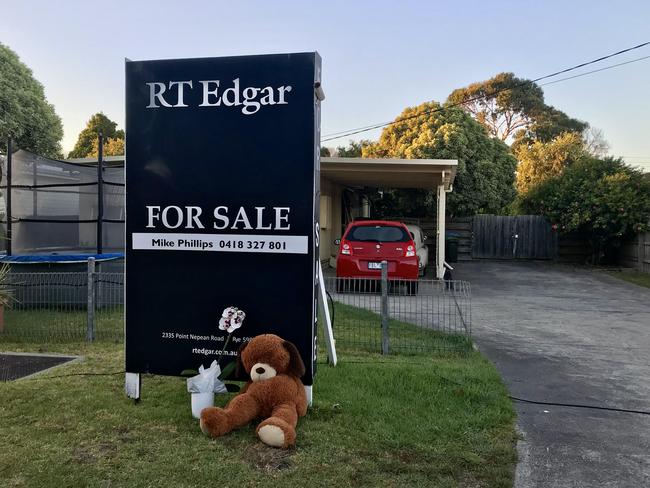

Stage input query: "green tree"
[
  {"left": 515, "top": 131, "right": 588, "bottom": 194},
  {"left": 0, "top": 43, "right": 63, "bottom": 157},
  {"left": 447, "top": 72, "right": 587, "bottom": 144},
  {"left": 88, "top": 136, "right": 124, "bottom": 158},
  {"left": 519, "top": 157, "right": 650, "bottom": 263},
  {"left": 362, "top": 102, "right": 517, "bottom": 217},
  {"left": 68, "top": 113, "right": 124, "bottom": 158},
  {"left": 336, "top": 140, "right": 372, "bottom": 158}
]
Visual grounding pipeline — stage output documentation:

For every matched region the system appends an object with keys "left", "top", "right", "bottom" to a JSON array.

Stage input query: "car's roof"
[{"left": 348, "top": 219, "right": 405, "bottom": 227}]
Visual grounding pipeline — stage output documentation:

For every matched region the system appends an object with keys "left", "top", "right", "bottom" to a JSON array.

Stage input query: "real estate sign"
[{"left": 125, "top": 53, "right": 321, "bottom": 387}]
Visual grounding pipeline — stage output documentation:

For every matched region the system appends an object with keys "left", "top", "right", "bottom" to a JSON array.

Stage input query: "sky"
[{"left": 3, "top": 0, "right": 650, "bottom": 170}]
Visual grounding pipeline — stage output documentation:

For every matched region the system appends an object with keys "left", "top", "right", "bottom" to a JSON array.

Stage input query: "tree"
[
  {"left": 447, "top": 72, "right": 587, "bottom": 144},
  {"left": 519, "top": 157, "right": 650, "bottom": 263},
  {"left": 88, "top": 136, "right": 124, "bottom": 158},
  {"left": 336, "top": 140, "right": 372, "bottom": 158},
  {"left": 362, "top": 102, "right": 517, "bottom": 217},
  {"left": 515, "top": 132, "right": 588, "bottom": 194},
  {"left": 0, "top": 43, "right": 63, "bottom": 157},
  {"left": 514, "top": 106, "right": 588, "bottom": 147},
  {"left": 68, "top": 113, "right": 124, "bottom": 158},
  {"left": 582, "top": 126, "right": 610, "bottom": 157}
]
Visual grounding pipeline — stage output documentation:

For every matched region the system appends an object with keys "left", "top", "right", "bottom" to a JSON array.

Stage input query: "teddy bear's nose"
[{"left": 255, "top": 367, "right": 265, "bottom": 374}]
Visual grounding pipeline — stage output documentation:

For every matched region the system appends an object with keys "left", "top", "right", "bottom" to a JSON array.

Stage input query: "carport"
[{"left": 319, "top": 157, "right": 458, "bottom": 279}]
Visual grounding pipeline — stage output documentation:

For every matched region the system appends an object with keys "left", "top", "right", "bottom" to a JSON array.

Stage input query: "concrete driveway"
[{"left": 453, "top": 261, "right": 650, "bottom": 488}]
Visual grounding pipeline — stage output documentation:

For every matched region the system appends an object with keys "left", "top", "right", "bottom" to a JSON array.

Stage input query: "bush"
[{"left": 519, "top": 158, "right": 650, "bottom": 263}]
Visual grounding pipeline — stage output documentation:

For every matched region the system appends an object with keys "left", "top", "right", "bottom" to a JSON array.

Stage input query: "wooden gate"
[{"left": 472, "top": 215, "right": 556, "bottom": 259}]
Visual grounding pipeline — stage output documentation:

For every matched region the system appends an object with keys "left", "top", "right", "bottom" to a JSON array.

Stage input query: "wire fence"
[
  {"left": 0, "top": 271, "right": 123, "bottom": 343},
  {"left": 323, "top": 274, "right": 472, "bottom": 355},
  {"left": 0, "top": 268, "right": 472, "bottom": 357}
]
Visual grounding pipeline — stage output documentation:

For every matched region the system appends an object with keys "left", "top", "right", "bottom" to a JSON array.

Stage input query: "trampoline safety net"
[{"left": 0, "top": 149, "right": 124, "bottom": 255}]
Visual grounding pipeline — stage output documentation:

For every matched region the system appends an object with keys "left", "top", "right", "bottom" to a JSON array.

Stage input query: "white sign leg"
[
  {"left": 318, "top": 262, "right": 337, "bottom": 366},
  {"left": 125, "top": 372, "right": 141, "bottom": 400}
]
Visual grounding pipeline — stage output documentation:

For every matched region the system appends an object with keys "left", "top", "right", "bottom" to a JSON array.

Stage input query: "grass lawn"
[
  {"left": 327, "top": 301, "right": 472, "bottom": 356},
  {"left": 0, "top": 307, "right": 516, "bottom": 488},
  {"left": 606, "top": 269, "right": 650, "bottom": 289}
]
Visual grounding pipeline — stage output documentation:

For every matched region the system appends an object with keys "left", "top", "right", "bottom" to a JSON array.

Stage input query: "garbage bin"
[{"left": 445, "top": 232, "right": 459, "bottom": 263}]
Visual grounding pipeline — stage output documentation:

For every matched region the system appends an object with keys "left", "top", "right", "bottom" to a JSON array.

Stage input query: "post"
[
  {"left": 436, "top": 183, "right": 446, "bottom": 279},
  {"left": 32, "top": 149, "right": 38, "bottom": 217},
  {"left": 96, "top": 132, "right": 104, "bottom": 254},
  {"left": 381, "top": 260, "right": 389, "bottom": 355},
  {"left": 6, "top": 138, "right": 12, "bottom": 256},
  {"left": 86, "top": 257, "right": 96, "bottom": 341},
  {"left": 318, "top": 262, "right": 337, "bottom": 365},
  {"left": 638, "top": 232, "right": 645, "bottom": 272},
  {"left": 125, "top": 372, "right": 141, "bottom": 400}
]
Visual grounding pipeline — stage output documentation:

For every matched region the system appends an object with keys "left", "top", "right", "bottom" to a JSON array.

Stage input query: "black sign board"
[{"left": 125, "top": 53, "right": 321, "bottom": 386}]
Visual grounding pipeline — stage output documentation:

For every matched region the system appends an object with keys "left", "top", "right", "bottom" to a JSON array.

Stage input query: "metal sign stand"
[{"left": 318, "top": 261, "right": 337, "bottom": 366}]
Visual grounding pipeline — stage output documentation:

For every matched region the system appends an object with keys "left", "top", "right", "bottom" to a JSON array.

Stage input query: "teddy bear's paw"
[
  {"left": 199, "top": 407, "right": 231, "bottom": 437},
  {"left": 257, "top": 418, "right": 295, "bottom": 448},
  {"left": 258, "top": 424, "right": 286, "bottom": 448}
]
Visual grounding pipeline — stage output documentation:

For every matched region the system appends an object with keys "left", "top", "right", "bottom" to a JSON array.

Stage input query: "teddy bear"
[{"left": 199, "top": 334, "right": 308, "bottom": 448}]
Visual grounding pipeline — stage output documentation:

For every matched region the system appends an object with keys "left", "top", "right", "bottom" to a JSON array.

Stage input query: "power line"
[
  {"left": 540, "top": 54, "right": 650, "bottom": 86},
  {"left": 322, "top": 41, "right": 650, "bottom": 143}
]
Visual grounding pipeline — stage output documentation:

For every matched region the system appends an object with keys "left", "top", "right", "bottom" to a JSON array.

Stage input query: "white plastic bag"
[{"left": 186, "top": 360, "right": 228, "bottom": 395}]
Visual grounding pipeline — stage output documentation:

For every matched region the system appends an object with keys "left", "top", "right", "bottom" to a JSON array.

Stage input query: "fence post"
[
  {"left": 380, "top": 260, "right": 389, "bottom": 355},
  {"left": 6, "top": 138, "right": 12, "bottom": 256},
  {"left": 96, "top": 131, "right": 104, "bottom": 255},
  {"left": 87, "top": 257, "right": 96, "bottom": 342},
  {"left": 638, "top": 232, "right": 645, "bottom": 272}
]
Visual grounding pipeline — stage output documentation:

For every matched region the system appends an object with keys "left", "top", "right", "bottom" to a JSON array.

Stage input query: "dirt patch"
[
  {"left": 72, "top": 443, "right": 117, "bottom": 465},
  {"left": 242, "top": 443, "right": 295, "bottom": 473}
]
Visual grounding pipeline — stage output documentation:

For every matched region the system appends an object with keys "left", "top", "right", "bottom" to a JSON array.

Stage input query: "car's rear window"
[{"left": 346, "top": 225, "right": 410, "bottom": 243}]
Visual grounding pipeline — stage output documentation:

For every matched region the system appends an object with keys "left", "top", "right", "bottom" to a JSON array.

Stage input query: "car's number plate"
[{"left": 367, "top": 262, "right": 383, "bottom": 270}]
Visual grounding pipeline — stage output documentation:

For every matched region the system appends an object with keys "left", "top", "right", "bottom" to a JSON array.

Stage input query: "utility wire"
[
  {"left": 540, "top": 54, "right": 650, "bottom": 86},
  {"left": 25, "top": 370, "right": 126, "bottom": 380},
  {"left": 322, "top": 41, "right": 650, "bottom": 143},
  {"left": 510, "top": 395, "right": 650, "bottom": 416}
]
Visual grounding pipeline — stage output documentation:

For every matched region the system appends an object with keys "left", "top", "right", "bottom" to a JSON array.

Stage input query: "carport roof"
[{"left": 321, "top": 157, "right": 457, "bottom": 190}]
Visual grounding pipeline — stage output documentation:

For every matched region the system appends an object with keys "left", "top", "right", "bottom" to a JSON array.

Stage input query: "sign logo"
[{"left": 146, "top": 78, "right": 292, "bottom": 115}]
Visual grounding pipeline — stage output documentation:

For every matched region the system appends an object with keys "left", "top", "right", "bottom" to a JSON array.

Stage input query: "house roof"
[
  {"left": 321, "top": 157, "right": 457, "bottom": 190},
  {"left": 66, "top": 155, "right": 458, "bottom": 190}
]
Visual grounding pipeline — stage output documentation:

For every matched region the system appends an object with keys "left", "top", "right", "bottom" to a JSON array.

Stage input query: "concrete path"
[{"left": 453, "top": 261, "right": 650, "bottom": 488}]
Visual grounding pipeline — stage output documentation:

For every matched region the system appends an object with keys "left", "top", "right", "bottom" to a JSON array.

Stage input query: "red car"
[{"left": 335, "top": 220, "right": 419, "bottom": 294}]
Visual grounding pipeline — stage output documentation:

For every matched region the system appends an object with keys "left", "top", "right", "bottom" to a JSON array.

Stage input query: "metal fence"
[
  {"left": 323, "top": 270, "right": 472, "bottom": 355},
  {"left": 0, "top": 264, "right": 472, "bottom": 357},
  {"left": 0, "top": 266, "right": 123, "bottom": 343}
]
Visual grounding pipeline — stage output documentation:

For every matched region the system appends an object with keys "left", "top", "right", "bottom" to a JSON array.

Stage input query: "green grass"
[
  {"left": 329, "top": 302, "right": 472, "bottom": 355},
  {"left": 0, "top": 307, "right": 516, "bottom": 488},
  {"left": 1, "top": 307, "right": 123, "bottom": 343},
  {"left": 607, "top": 269, "right": 650, "bottom": 289}
]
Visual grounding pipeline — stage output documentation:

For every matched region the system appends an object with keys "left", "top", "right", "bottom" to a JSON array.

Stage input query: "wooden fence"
[
  {"left": 620, "top": 228, "right": 650, "bottom": 273},
  {"left": 416, "top": 215, "right": 594, "bottom": 264},
  {"left": 419, "top": 217, "right": 472, "bottom": 262}
]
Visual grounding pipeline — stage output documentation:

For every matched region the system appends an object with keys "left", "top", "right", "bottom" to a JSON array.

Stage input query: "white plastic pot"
[{"left": 191, "top": 391, "right": 214, "bottom": 419}]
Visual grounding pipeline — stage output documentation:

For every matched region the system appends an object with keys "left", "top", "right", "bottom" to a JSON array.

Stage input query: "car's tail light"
[
  {"left": 405, "top": 244, "right": 415, "bottom": 257},
  {"left": 341, "top": 242, "right": 351, "bottom": 255}
]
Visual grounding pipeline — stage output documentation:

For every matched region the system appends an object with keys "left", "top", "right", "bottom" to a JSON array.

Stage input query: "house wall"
[{"left": 319, "top": 178, "right": 343, "bottom": 265}]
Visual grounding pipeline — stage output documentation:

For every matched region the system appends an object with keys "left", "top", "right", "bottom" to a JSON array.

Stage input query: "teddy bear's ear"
[
  {"left": 235, "top": 341, "right": 249, "bottom": 378},
  {"left": 283, "top": 340, "right": 305, "bottom": 378}
]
